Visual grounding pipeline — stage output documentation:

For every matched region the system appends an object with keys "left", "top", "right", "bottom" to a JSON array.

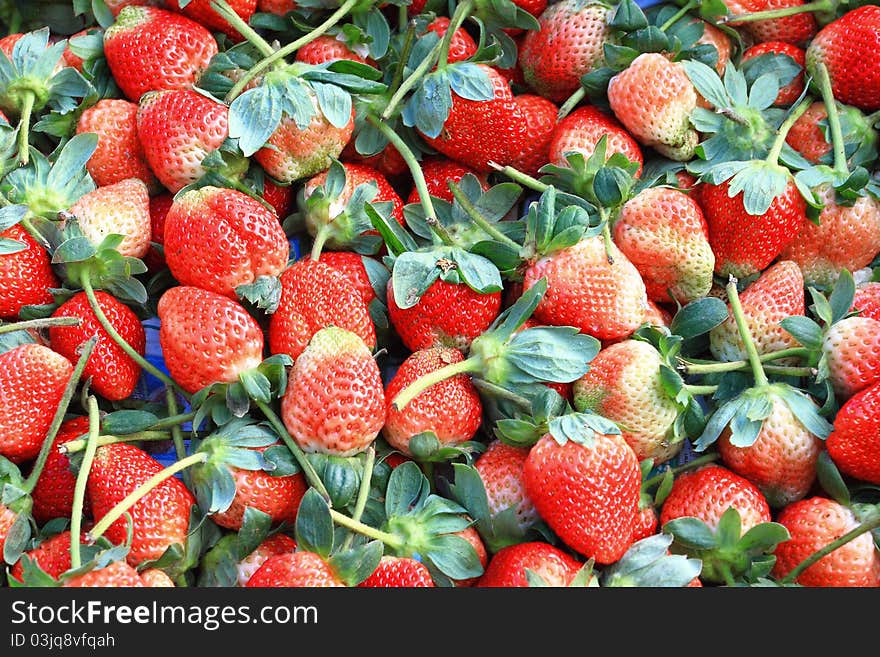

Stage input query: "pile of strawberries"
[{"left": 0, "top": 0, "right": 878, "bottom": 588}]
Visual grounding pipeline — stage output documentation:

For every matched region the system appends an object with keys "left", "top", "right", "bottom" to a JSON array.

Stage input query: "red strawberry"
[
  {"left": 246, "top": 551, "right": 346, "bottom": 587},
  {"left": 69, "top": 178, "right": 151, "bottom": 259},
  {"left": 613, "top": 186, "right": 714, "bottom": 304},
  {"left": 510, "top": 94, "right": 558, "bottom": 177},
  {"left": 387, "top": 277, "right": 502, "bottom": 351},
  {"left": 477, "top": 541, "right": 583, "bottom": 587},
  {"left": 425, "top": 17, "right": 477, "bottom": 63},
  {"left": 419, "top": 64, "right": 528, "bottom": 173},
  {"left": 137, "top": 88, "right": 231, "bottom": 193},
  {"left": 359, "top": 556, "right": 435, "bottom": 587},
  {"left": 725, "top": 0, "right": 817, "bottom": 46},
  {"left": 281, "top": 326, "right": 385, "bottom": 457},
  {"left": 0, "top": 504, "right": 16, "bottom": 557},
  {"left": 805, "top": 5, "right": 880, "bottom": 111},
  {"left": 144, "top": 193, "right": 173, "bottom": 272},
  {"left": 522, "top": 234, "right": 648, "bottom": 341},
  {"left": 405, "top": 158, "right": 487, "bottom": 204},
  {"left": 772, "top": 496, "right": 880, "bottom": 586},
  {"left": 157, "top": 286, "right": 265, "bottom": 394},
  {"left": 257, "top": 0, "right": 297, "bottom": 14},
  {"left": 166, "top": 0, "right": 257, "bottom": 41},
  {"left": 269, "top": 258, "right": 376, "bottom": 361},
  {"left": 0, "top": 344, "right": 74, "bottom": 464},
  {"left": 474, "top": 440, "right": 538, "bottom": 532},
  {"left": 383, "top": 347, "right": 483, "bottom": 456},
  {"left": 30, "top": 417, "right": 91, "bottom": 523},
  {"left": 87, "top": 443, "right": 196, "bottom": 565},
  {"left": 140, "top": 569, "right": 175, "bottom": 586},
  {"left": 76, "top": 98, "right": 158, "bottom": 190},
  {"left": 548, "top": 105, "right": 644, "bottom": 175},
  {"left": 262, "top": 179, "right": 294, "bottom": 219},
  {"left": 63, "top": 560, "right": 145, "bottom": 587},
  {"left": 741, "top": 41, "right": 806, "bottom": 106},
  {"left": 341, "top": 140, "right": 408, "bottom": 179},
  {"left": 305, "top": 251, "right": 376, "bottom": 307},
  {"left": 659, "top": 465, "right": 772, "bottom": 533},
  {"left": 519, "top": 0, "right": 613, "bottom": 103},
  {"left": 709, "top": 260, "right": 805, "bottom": 362},
  {"left": 632, "top": 505, "right": 659, "bottom": 542},
  {"left": 523, "top": 432, "right": 641, "bottom": 564},
  {"left": 163, "top": 185, "right": 289, "bottom": 297},
  {"left": 10, "top": 530, "right": 81, "bottom": 582},
  {"left": 785, "top": 101, "right": 831, "bottom": 163},
  {"left": 608, "top": 53, "right": 699, "bottom": 161},
  {"left": 0, "top": 223, "right": 57, "bottom": 318},
  {"left": 49, "top": 291, "right": 146, "bottom": 401},
  {"left": 821, "top": 315, "right": 880, "bottom": 400},
  {"left": 826, "top": 381, "right": 880, "bottom": 484},
  {"left": 700, "top": 178, "right": 807, "bottom": 279},
  {"left": 295, "top": 35, "right": 369, "bottom": 65},
  {"left": 698, "top": 20, "right": 732, "bottom": 73},
  {"left": 452, "top": 526, "right": 489, "bottom": 587},
  {"left": 103, "top": 6, "right": 218, "bottom": 102},
  {"left": 852, "top": 283, "right": 880, "bottom": 322},
  {"left": 236, "top": 533, "right": 297, "bottom": 586}
]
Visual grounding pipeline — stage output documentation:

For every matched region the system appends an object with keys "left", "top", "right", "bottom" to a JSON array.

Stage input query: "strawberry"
[
  {"left": 725, "top": 0, "right": 817, "bottom": 46},
  {"left": 63, "top": 560, "right": 145, "bottom": 587},
  {"left": 821, "top": 315, "right": 880, "bottom": 400},
  {"left": 700, "top": 178, "right": 807, "bottom": 279},
  {"left": 76, "top": 98, "right": 158, "bottom": 190},
  {"left": 632, "top": 505, "right": 659, "bottom": 542},
  {"left": 136, "top": 88, "right": 232, "bottom": 194},
  {"left": 0, "top": 344, "right": 74, "bottom": 464},
  {"left": 425, "top": 17, "right": 478, "bottom": 64},
  {"left": 477, "top": 541, "right": 582, "bottom": 587},
  {"left": 405, "top": 158, "right": 487, "bottom": 204},
  {"left": 511, "top": 94, "right": 558, "bottom": 177},
  {"left": 659, "top": 465, "right": 772, "bottom": 533},
  {"left": 163, "top": 185, "right": 289, "bottom": 297},
  {"left": 257, "top": 0, "right": 297, "bottom": 14},
  {"left": 144, "top": 193, "right": 173, "bottom": 272},
  {"left": 68, "top": 178, "right": 152, "bottom": 259},
  {"left": 387, "top": 277, "right": 502, "bottom": 351},
  {"left": 30, "top": 417, "right": 90, "bottom": 523},
  {"left": 210, "top": 458, "right": 306, "bottom": 531},
  {"left": 519, "top": 0, "right": 613, "bottom": 103},
  {"left": 49, "top": 291, "right": 146, "bottom": 401},
  {"left": 451, "top": 526, "right": 489, "bottom": 587},
  {"left": 0, "top": 223, "right": 57, "bottom": 318},
  {"left": 140, "top": 569, "right": 175, "bottom": 586},
  {"left": 779, "top": 185, "right": 880, "bottom": 288},
  {"left": 246, "top": 551, "right": 346, "bottom": 587},
  {"left": 772, "top": 497, "right": 880, "bottom": 586},
  {"left": 613, "top": 186, "right": 714, "bottom": 304},
  {"left": 105, "top": 0, "right": 163, "bottom": 15},
  {"left": 280, "top": 326, "right": 385, "bottom": 457},
  {"left": 262, "top": 179, "right": 294, "bottom": 219},
  {"left": 269, "top": 258, "right": 376, "bottom": 361},
  {"left": 785, "top": 101, "right": 832, "bottom": 163},
  {"left": 474, "top": 440, "right": 538, "bottom": 533},
  {"left": 826, "top": 381, "right": 880, "bottom": 484},
  {"left": 10, "top": 531, "right": 77, "bottom": 582},
  {"left": 741, "top": 41, "right": 806, "bottom": 106},
  {"left": 852, "top": 283, "right": 880, "bottom": 322},
  {"left": 522, "top": 234, "right": 648, "bottom": 341},
  {"left": 383, "top": 347, "right": 483, "bottom": 456},
  {"left": 607, "top": 53, "right": 699, "bottom": 162},
  {"left": 805, "top": 5, "right": 880, "bottom": 112},
  {"left": 419, "top": 64, "right": 528, "bottom": 173},
  {"left": 523, "top": 432, "right": 641, "bottom": 564},
  {"left": 305, "top": 251, "right": 376, "bottom": 307},
  {"left": 294, "top": 35, "right": 369, "bottom": 65},
  {"left": 0, "top": 504, "right": 15, "bottom": 557},
  {"left": 698, "top": 20, "right": 732, "bottom": 73},
  {"left": 359, "top": 556, "right": 435, "bottom": 587},
  {"left": 103, "top": 6, "right": 218, "bottom": 102},
  {"left": 166, "top": 0, "right": 257, "bottom": 41},
  {"left": 157, "top": 286, "right": 265, "bottom": 395},
  {"left": 547, "top": 105, "right": 644, "bottom": 175},
  {"left": 87, "top": 443, "right": 196, "bottom": 565},
  {"left": 709, "top": 260, "right": 805, "bottom": 362},
  {"left": 235, "top": 533, "right": 297, "bottom": 586},
  {"left": 341, "top": 140, "right": 408, "bottom": 179},
  {"left": 573, "top": 340, "right": 682, "bottom": 464}
]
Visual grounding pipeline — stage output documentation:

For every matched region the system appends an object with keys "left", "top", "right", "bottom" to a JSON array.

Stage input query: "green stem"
[
  {"left": 61, "top": 431, "right": 172, "bottom": 455},
  {"left": 866, "top": 109, "right": 880, "bottom": 127},
  {"left": 310, "top": 224, "right": 333, "bottom": 261},
  {"left": 767, "top": 98, "right": 811, "bottom": 166},
  {"left": 470, "top": 378, "right": 534, "bottom": 410},
  {"left": 254, "top": 399, "right": 331, "bottom": 502},
  {"left": 392, "top": 357, "right": 480, "bottom": 410},
  {"left": 87, "top": 453, "right": 208, "bottom": 543},
  {"left": 16, "top": 90, "right": 34, "bottom": 166},
  {"left": 718, "top": 561, "right": 737, "bottom": 587},
  {"left": 341, "top": 445, "right": 375, "bottom": 551},
  {"left": 680, "top": 348, "right": 811, "bottom": 374},
  {"left": 0, "top": 316, "right": 80, "bottom": 334},
  {"left": 490, "top": 163, "right": 549, "bottom": 192},
  {"left": 388, "top": 22, "right": 417, "bottom": 97},
  {"left": 684, "top": 384, "right": 719, "bottom": 396},
  {"left": 813, "top": 61, "right": 849, "bottom": 175},
  {"left": 447, "top": 180, "right": 522, "bottom": 249},
  {"left": 601, "top": 211, "right": 614, "bottom": 265},
  {"left": 225, "top": 0, "right": 359, "bottom": 102},
  {"left": 557, "top": 87, "right": 585, "bottom": 121},
  {"left": 328, "top": 508, "right": 404, "bottom": 550},
  {"left": 69, "top": 395, "right": 100, "bottom": 570},
  {"left": 659, "top": 0, "right": 697, "bottom": 31},
  {"left": 81, "top": 272, "right": 189, "bottom": 401},
  {"left": 726, "top": 278, "right": 769, "bottom": 387},
  {"left": 686, "top": 362, "right": 814, "bottom": 378},
  {"left": 209, "top": 0, "right": 275, "bottom": 57},
  {"left": 641, "top": 453, "right": 719, "bottom": 490},
  {"left": 165, "top": 388, "right": 187, "bottom": 463},
  {"left": 781, "top": 513, "right": 880, "bottom": 585},
  {"left": 721, "top": 0, "right": 831, "bottom": 23},
  {"left": 437, "top": 0, "right": 474, "bottom": 70},
  {"left": 149, "top": 412, "right": 198, "bottom": 431},
  {"left": 23, "top": 336, "right": 97, "bottom": 493},
  {"left": 381, "top": 39, "right": 444, "bottom": 120}
]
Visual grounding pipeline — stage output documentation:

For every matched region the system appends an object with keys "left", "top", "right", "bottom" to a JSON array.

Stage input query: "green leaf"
[
  {"left": 0, "top": 238, "right": 26, "bottom": 255},
  {"left": 487, "top": 277, "right": 547, "bottom": 341},
  {"left": 3, "top": 513, "right": 30, "bottom": 565},
  {"left": 716, "top": 507, "right": 743, "bottom": 548},
  {"left": 311, "top": 82, "right": 353, "bottom": 130},
  {"left": 681, "top": 60, "right": 729, "bottom": 110},
  {"left": 816, "top": 451, "right": 851, "bottom": 507},
  {"left": 46, "top": 132, "right": 98, "bottom": 190},
  {"left": 295, "top": 488, "right": 334, "bottom": 559},
  {"left": 328, "top": 540, "right": 383, "bottom": 586},
  {"left": 506, "top": 327, "right": 598, "bottom": 384},
  {"left": 0, "top": 204, "right": 27, "bottom": 232},
  {"left": 610, "top": 0, "right": 649, "bottom": 30},
  {"left": 694, "top": 396, "right": 746, "bottom": 451},
  {"left": 237, "top": 507, "right": 273, "bottom": 558},
  {"left": 425, "top": 534, "right": 484, "bottom": 580},
  {"left": 451, "top": 248, "right": 502, "bottom": 295},
  {"left": 671, "top": 297, "right": 729, "bottom": 339},
  {"left": 402, "top": 70, "right": 452, "bottom": 139},
  {"left": 262, "top": 445, "right": 301, "bottom": 477},
  {"left": 52, "top": 236, "right": 96, "bottom": 263},
  {"left": 101, "top": 410, "right": 159, "bottom": 435},
  {"left": 385, "top": 461, "right": 428, "bottom": 518},
  {"left": 365, "top": 203, "right": 417, "bottom": 257},
  {"left": 228, "top": 86, "right": 281, "bottom": 157},
  {"left": 654, "top": 469, "right": 675, "bottom": 507},
  {"left": 449, "top": 464, "right": 491, "bottom": 524},
  {"left": 391, "top": 250, "right": 442, "bottom": 309},
  {"left": 663, "top": 517, "right": 718, "bottom": 549},
  {"left": 777, "top": 385, "right": 833, "bottom": 440},
  {"left": 780, "top": 316, "right": 823, "bottom": 350},
  {"left": 323, "top": 457, "right": 360, "bottom": 509},
  {"left": 446, "top": 63, "right": 493, "bottom": 102},
  {"left": 828, "top": 269, "right": 856, "bottom": 324},
  {"left": 727, "top": 163, "right": 790, "bottom": 216},
  {"left": 736, "top": 521, "right": 790, "bottom": 553},
  {"left": 747, "top": 73, "right": 781, "bottom": 110}
]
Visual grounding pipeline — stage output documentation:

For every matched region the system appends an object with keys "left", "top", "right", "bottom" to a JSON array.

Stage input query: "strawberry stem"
[
  {"left": 659, "top": 0, "right": 697, "bottom": 31},
  {"left": 392, "top": 356, "right": 481, "bottom": 410},
  {"left": 341, "top": 445, "right": 374, "bottom": 551},
  {"left": 381, "top": 39, "right": 444, "bottom": 120},
  {"left": 86, "top": 452, "right": 209, "bottom": 544},
  {"left": 16, "top": 90, "right": 34, "bottom": 166},
  {"left": 60, "top": 431, "right": 172, "bottom": 455},
  {"left": 225, "top": 0, "right": 360, "bottom": 102},
  {"left": 22, "top": 335, "right": 97, "bottom": 493},
  {"left": 726, "top": 276, "right": 769, "bottom": 388},
  {"left": 209, "top": 0, "right": 275, "bottom": 57},
  {"left": 310, "top": 223, "right": 333, "bottom": 261},
  {"left": 767, "top": 97, "right": 811, "bottom": 167},
  {"left": 69, "top": 394, "right": 101, "bottom": 570},
  {"left": 679, "top": 347, "right": 812, "bottom": 374},
  {"left": 253, "top": 399, "right": 331, "bottom": 502},
  {"left": 601, "top": 212, "right": 615, "bottom": 265},
  {"left": 328, "top": 508, "right": 405, "bottom": 550},
  {"left": 437, "top": 0, "right": 474, "bottom": 70},
  {"left": 164, "top": 388, "right": 188, "bottom": 463},
  {"left": 780, "top": 512, "right": 880, "bottom": 585},
  {"left": 471, "top": 378, "right": 533, "bottom": 410},
  {"left": 447, "top": 180, "right": 521, "bottom": 249},
  {"left": 813, "top": 61, "right": 849, "bottom": 175},
  {"left": 640, "top": 453, "right": 719, "bottom": 490},
  {"left": 684, "top": 383, "right": 718, "bottom": 396},
  {"left": 0, "top": 316, "right": 80, "bottom": 334},
  {"left": 720, "top": 0, "right": 832, "bottom": 24},
  {"left": 387, "top": 21, "right": 417, "bottom": 98},
  {"left": 489, "top": 162, "right": 549, "bottom": 192},
  {"left": 557, "top": 87, "right": 585, "bottom": 121}
]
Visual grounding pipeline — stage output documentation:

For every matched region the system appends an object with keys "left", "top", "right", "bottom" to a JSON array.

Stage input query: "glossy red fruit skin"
[
  {"left": 826, "top": 381, "right": 880, "bottom": 485},
  {"left": 512, "top": 94, "right": 558, "bottom": 177},
  {"left": 406, "top": 158, "right": 487, "bottom": 205},
  {"left": 852, "top": 283, "right": 880, "bottom": 322},
  {"left": 87, "top": 443, "right": 196, "bottom": 566},
  {"left": 307, "top": 251, "right": 376, "bottom": 307},
  {"left": 144, "top": 193, "right": 173, "bottom": 272},
  {"left": 62, "top": 561, "right": 145, "bottom": 587},
  {"left": 359, "top": 556, "right": 435, "bottom": 587},
  {"left": 474, "top": 440, "right": 538, "bottom": 532},
  {"left": 548, "top": 105, "right": 644, "bottom": 176},
  {"left": 477, "top": 542, "right": 582, "bottom": 587},
  {"left": 387, "top": 278, "right": 502, "bottom": 352},
  {"left": 0, "top": 224, "right": 57, "bottom": 318},
  {"left": 236, "top": 534, "right": 297, "bottom": 586},
  {"left": 157, "top": 286, "right": 265, "bottom": 395},
  {"left": 426, "top": 17, "right": 478, "bottom": 63},
  {"left": 0, "top": 344, "right": 74, "bottom": 464},
  {"left": 632, "top": 505, "right": 659, "bottom": 542},
  {"left": 741, "top": 41, "right": 806, "bottom": 106},
  {"left": 50, "top": 291, "right": 145, "bottom": 402},
  {"left": 30, "top": 418, "right": 91, "bottom": 524},
  {"left": 166, "top": 0, "right": 257, "bottom": 41},
  {"left": 10, "top": 530, "right": 83, "bottom": 582},
  {"left": 246, "top": 551, "right": 346, "bottom": 587},
  {"left": 295, "top": 35, "right": 368, "bottom": 65},
  {"left": 303, "top": 161, "right": 405, "bottom": 225}
]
